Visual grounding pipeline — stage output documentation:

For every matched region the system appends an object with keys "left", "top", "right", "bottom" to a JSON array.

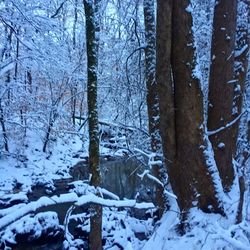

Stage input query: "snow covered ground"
[
  {"left": 0, "top": 131, "right": 83, "bottom": 196},
  {"left": 0, "top": 131, "right": 250, "bottom": 249},
  {"left": 0, "top": 130, "right": 155, "bottom": 249}
]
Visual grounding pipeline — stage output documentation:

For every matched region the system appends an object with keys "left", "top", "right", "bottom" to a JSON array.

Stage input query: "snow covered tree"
[
  {"left": 143, "top": 0, "right": 166, "bottom": 217},
  {"left": 83, "top": 0, "right": 102, "bottom": 249},
  {"left": 233, "top": 0, "right": 250, "bottom": 224},
  {"left": 154, "top": 0, "right": 175, "bottom": 216},
  {"left": 207, "top": 0, "right": 237, "bottom": 191},
  {"left": 171, "top": 0, "right": 222, "bottom": 214},
  {"left": 232, "top": 0, "right": 250, "bottom": 156},
  {"left": 156, "top": 0, "right": 223, "bottom": 219}
]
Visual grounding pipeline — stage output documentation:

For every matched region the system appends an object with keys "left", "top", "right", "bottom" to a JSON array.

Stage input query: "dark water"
[
  {"left": 29, "top": 157, "right": 155, "bottom": 204},
  {"left": 71, "top": 157, "right": 154, "bottom": 201},
  {"left": 10, "top": 157, "right": 155, "bottom": 250}
]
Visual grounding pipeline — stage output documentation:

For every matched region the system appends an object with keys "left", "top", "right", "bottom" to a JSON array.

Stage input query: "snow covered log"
[{"left": 0, "top": 193, "right": 154, "bottom": 231}]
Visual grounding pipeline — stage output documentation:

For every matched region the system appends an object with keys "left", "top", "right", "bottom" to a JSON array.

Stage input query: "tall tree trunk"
[
  {"left": 234, "top": 0, "right": 250, "bottom": 224},
  {"left": 156, "top": 0, "right": 176, "bottom": 212},
  {"left": 232, "top": 0, "right": 250, "bottom": 156},
  {"left": 83, "top": 0, "right": 102, "bottom": 249},
  {"left": 71, "top": 0, "right": 78, "bottom": 127},
  {"left": 156, "top": 0, "right": 223, "bottom": 221},
  {"left": 0, "top": 27, "right": 12, "bottom": 153},
  {"left": 207, "top": 0, "right": 237, "bottom": 191},
  {"left": 144, "top": 0, "right": 165, "bottom": 218}
]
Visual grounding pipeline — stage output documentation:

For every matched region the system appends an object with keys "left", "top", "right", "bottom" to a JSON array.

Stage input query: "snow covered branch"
[
  {"left": 138, "top": 170, "right": 177, "bottom": 199},
  {"left": 0, "top": 62, "right": 15, "bottom": 78},
  {"left": 0, "top": 193, "right": 154, "bottom": 231},
  {"left": 207, "top": 111, "right": 246, "bottom": 136}
]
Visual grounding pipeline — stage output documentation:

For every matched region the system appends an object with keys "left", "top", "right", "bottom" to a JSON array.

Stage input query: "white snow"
[
  {"left": 0, "top": 0, "right": 250, "bottom": 249},
  {"left": 1, "top": 211, "right": 62, "bottom": 244},
  {"left": 0, "top": 191, "right": 154, "bottom": 230}
]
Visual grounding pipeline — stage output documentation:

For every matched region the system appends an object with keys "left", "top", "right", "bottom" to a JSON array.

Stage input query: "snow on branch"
[
  {"left": 75, "top": 193, "right": 154, "bottom": 209},
  {"left": 138, "top": 170, "right": 177, "bottom": 200},
  {"left": 0, "top": 17, "right": 34, "bottom": 51},
  {"left": 97, "top": 187, "right": 120, "bottom": 200},
  {"left": 0, "top": 61, "right": 15, "bottom": 78},
  {"left": 68, "top": 181, "right": 120, "bottom": 201},
  {"left": 0, "top": 204, "right": 26, "bottom": 218},
  {"left": 213, "top": 223, "right": 250, "bottom": 250},
  {"left": 51, "top": 0, "right": 69, "bottom": 18},
  {"left": 134, "top": 148, "right": 163, "bottom": 167},
  {"left": 0, "top": 193, "right": 78, "bottom": 231},
  {"left": 207, "top": 111, "right": 246, "bottom": 136},
  {"left": 134, "top": 148, "right": 152, "bottom": 158},
  {"left": 235, "top": 44, "right": 249, "bottom": 58},
  {"left": 74, "top": 116, "right": 135, "bottom": 132},
  {"left": 0, "top": 193, "right": 154, "bottom": 231}
]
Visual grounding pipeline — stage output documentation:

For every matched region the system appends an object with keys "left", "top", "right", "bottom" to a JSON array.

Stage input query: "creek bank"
[{"left": 1, "top": 156, "right": 157, "bottom": 249}]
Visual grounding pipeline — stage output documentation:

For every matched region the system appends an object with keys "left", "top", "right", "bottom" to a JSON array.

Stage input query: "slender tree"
[
  {"left": 0, "top": 101, "right": 8, "bottom": 152},
  {"left": 83, "top": 0, "right": 102, "bottom": 249},
  {"left": 0, "top": 27, "right": 11, "bottom": 153},
  {"left": 207, "top": 0, "right": 237, "bottom": 191}
]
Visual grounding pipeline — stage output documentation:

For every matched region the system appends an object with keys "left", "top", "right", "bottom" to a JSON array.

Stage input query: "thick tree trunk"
[
  {"left": 207, "top": 0, "right": 237, "bottom": 191},
  {"left": 144, "top": 0, "right": 165, "bottom": 218},
  {"left": 83, "top": 1, "right": 102, "bottom": 249},
  {"left": 170, "top": 0, "right": 222, "bottom": 214}
]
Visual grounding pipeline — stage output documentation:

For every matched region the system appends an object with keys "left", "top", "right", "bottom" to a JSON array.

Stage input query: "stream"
[{"left": 2, "top": 157, "right": 156, "bottom": 250}]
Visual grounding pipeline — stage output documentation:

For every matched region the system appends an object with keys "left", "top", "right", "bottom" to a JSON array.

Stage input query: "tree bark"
[
  {"left": 170, "top": 0, "right": 222, "bottom": 214},
  {"left": 0, "top": 101, "right": 8, "bottom": 152},
  {"left": 83, "top": 0, "right": 102, "bottom": 249},
  {"left": 144, "top": 0, "right": 165, "bottom": 218},
  {"left": 156, "top": 0, "right": 220, "bottom": 215},
  {"left": 42, "top": 110, "right": 56, "bottom": 153},
  {"left": 234, "top": 0, "right": 250, "bottom": 224},
  {"left": 73, "top": 0, "right": 78, "bottom": 49},
  {"left": 156, "top": 0, "right": 176, "bottom": 212},
  {"left": 232, "top": 0, "right": 250, "bottom": 156},
  {"left": 207, "top": 0, "right": 237, "bottom": 191}
]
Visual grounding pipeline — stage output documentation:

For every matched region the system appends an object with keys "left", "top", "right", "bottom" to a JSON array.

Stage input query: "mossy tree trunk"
[
  {"left": 83, "top": 0, "right": 102, "bottom": 249},
  {"left": 144, "top": 0, "right": 166, "bottom": 218}
]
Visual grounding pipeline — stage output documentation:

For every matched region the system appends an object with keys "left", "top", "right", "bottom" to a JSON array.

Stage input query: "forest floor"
[{"left": 0, "top": 131, "right": 250, "bottom": 249}]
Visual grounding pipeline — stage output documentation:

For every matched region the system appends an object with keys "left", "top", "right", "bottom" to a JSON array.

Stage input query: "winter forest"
[{"left": 0, "top": 0, "right": 250, "bottom": 249}]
